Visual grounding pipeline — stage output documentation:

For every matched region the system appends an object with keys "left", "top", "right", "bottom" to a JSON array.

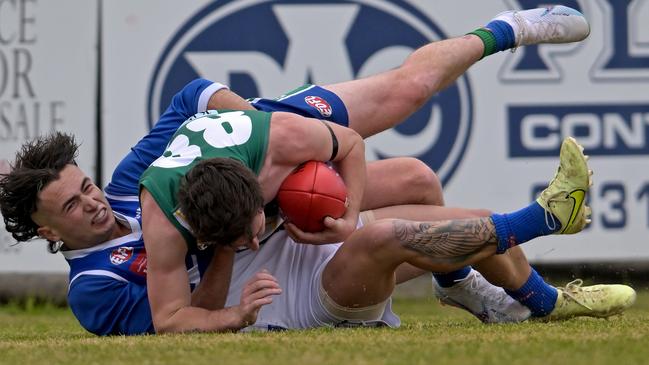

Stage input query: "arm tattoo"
[{"left": 392, "top": 218, "right": 497, "bottom": 264}]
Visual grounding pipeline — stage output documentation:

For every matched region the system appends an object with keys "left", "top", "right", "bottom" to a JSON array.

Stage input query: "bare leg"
[
  {"left": 325, "top": 5, "right": 591, "bottom": 139},
  {"left": 473, "top": 247, "right": 531, "bottom": 290},
  {"left": 324, "top": 36, "right": 484, "bottom": 138},
  {"left": 372, "top": 204, "right": 530, "bottom": 290},
  {"left": 395, "top": 264, "right": 427, "bottom": 284},
  {"left": 323, "top": 217, "right": 498, "bottom": 307},
  {"left": 204, "top": 38, "right": 482, "bottom": 142}
]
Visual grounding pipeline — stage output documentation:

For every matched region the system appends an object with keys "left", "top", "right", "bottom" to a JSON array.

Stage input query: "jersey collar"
[{"left": 61, "top": 212, "right": 142, "bottom": 260}]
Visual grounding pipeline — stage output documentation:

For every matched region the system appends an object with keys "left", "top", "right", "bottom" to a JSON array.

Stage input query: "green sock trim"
[{"left": 468, "top": 28, "right": 497, "bottom": 59}]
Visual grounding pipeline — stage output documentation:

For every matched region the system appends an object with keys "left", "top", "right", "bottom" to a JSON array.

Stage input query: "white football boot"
[
  {"left": 432, "top": 270, "right": 531, "bottom": 323},
  {"left": 490, "top": 5, "right": 590, "bottom": 49}
]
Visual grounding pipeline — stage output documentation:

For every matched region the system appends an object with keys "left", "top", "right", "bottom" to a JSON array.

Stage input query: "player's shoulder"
[
  {"left": 68, "top": 271, "right": 130, "bottom": 299},
  {"left": 105, "top": 194, "right": 141, "bottom": 218}
]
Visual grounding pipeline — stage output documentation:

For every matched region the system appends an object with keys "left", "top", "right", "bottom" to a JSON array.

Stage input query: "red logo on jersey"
[
  {"left": 110, "top": 247, "right": 133, "bottom": 265},
  {"left": 129, "top": 252, "right": 148, "bottom": 277},
  {"left": 304, "top": 96, "right": 332, "bottom": 117}
]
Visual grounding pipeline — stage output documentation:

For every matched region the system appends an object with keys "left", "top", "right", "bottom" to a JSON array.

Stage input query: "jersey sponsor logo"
[
  {"left": 110, "top": 247, "right": 134, "bottom": 265},
  {"left": 148, "top": 0, "right": 473, "bottom": 185},
  {"left": 173, "top": 208, "right": 193, "bottom": 233},
  {"left": 129, "top": 252, "right": 148, "bottom": 276},
  {"left": 304, "top": 95, "right": 332, "bottom": 117}
]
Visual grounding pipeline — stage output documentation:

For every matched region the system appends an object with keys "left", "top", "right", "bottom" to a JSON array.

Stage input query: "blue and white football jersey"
[
  {"left": 62, "top": 78, "right": 350, "bottom": 335},
  {"left": 62, "top": 79, "right": 223, "bottom": 335}
]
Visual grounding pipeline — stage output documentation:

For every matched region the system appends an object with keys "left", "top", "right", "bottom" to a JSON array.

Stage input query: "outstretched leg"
[
  {"left": 325, "top": 5, "right": 591, "bottom": 138},
  {"left": 431, "top": 138, "right": 635, "bottom": 321},
  {"left": 320, "top": 138, "right": 615, "bottom": 318}
]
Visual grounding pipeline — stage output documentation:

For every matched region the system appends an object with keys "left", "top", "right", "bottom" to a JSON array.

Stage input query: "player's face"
[
  {"left": 232, "top": 209, "right": 265, "bottom": 251},
  {"left": 31, "top": 164, "right": 118, "bottom": 250}
]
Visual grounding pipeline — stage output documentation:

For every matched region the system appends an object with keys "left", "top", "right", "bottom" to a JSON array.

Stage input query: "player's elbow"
[
  {"left": 152, "top": 316, "right": 180, "bottom": 334},
  {"left": 340, "top": 128, "right": 364, "bottom": 158},
  {"left": 151, "top": 307, "right": 183, "bottom": 334}
]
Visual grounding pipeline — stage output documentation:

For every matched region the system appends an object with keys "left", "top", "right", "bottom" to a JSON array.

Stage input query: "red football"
[{"left": 277, "top": 161, "right": 347, "bottom": 232}]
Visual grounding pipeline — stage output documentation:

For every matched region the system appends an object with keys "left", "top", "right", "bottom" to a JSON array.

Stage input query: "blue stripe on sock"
[
  {"left": 491, "top": 213, "right": 514, "bottom": 254},
  {"left": 491, "top": 202, "right": 560, "bottom": 253},
  {"left": 485, "top": 20, "right": 516, "bottom": 51},
  {"left": 433, "top": 266, "right": 472, "bottom": 288},
  {"left": 505, "top": 269, "right": 558, "bottom": 317}
]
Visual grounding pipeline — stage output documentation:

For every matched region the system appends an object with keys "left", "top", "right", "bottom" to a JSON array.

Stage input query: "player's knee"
[
  {"left": 395, "top": 66, "right": 438, "bottom": 107},
  {"left": 402, "top": 158, "right": 444, "bottom": 205},
  {"left": 405, "top": 78, "right": 431, "bottom": 108},
  {"left": 382, "top": 67, "right": 430, "bottom": 109},
  {"left": 355, "top": 220, "right": 401, "bottom": 257}
]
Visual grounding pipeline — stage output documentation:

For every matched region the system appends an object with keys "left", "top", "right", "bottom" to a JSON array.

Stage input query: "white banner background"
[{"left": 0, "top": 0, "right": 98, "bottom": 272}]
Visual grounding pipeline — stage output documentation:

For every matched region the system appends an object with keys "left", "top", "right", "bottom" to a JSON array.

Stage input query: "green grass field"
[{"left": 1, "top": 293, "right": 648, "bottom": 365}]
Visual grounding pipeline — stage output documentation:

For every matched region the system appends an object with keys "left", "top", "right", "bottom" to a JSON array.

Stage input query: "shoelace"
[
  {"left": 510, "top": 11, "right": 525, "bottom": 51},
  {"left": 542, "top": 189, "right": 567, "bottom": 231},
  {"left": 559, "top": 279, "right": 593, "bottom": 310},
  {"left": 467, "top": 273, "right": 511, "bottom": 305},
  {"left": 467, "top": 272, "right": 479, "bottom": 290},
  {"left": 510, "top": 10, "right": 561, "bottom": 52}
]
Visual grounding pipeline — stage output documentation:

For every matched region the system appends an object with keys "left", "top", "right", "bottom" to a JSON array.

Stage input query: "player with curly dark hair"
[
  {"left": 0, "top": 133, "right": 104, "bottom": 252},
  {"left": 177, "top": 158, "right": 264, "bottom": 248}
]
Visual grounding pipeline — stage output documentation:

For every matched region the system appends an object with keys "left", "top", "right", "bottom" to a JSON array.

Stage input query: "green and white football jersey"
[{"left": 140, "top": 109, "right": 271, "bottom": 246}]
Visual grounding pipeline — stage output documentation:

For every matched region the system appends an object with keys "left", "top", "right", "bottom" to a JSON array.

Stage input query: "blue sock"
[
  {"left": 433, "top": 266, "right": 472, "bottom": 288},
  {"left": 505, "top": 269, "right": 558, "bottom": 317},
  {"left": 491, "top": 202, "right": 559, "bottom": 254},
  {"left": 484, "top": 20, "right": 516, "bottom": 52}
]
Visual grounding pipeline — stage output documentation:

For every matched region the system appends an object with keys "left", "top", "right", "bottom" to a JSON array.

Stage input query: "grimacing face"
[{"left": 31, "top": 164, "right": 119, "bottom": 250}]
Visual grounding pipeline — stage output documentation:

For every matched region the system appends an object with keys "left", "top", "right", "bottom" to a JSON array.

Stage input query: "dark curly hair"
[
  {"left": 0, "top": 132, "right": 79, "bottom": 248},
  {"left": 177, "top": 158, "right": 264, "bottom": 247}
]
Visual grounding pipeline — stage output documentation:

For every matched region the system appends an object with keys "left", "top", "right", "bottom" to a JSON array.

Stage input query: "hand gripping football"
[{"left": 277, "top": 161, "right": 348, "bottom": 232}]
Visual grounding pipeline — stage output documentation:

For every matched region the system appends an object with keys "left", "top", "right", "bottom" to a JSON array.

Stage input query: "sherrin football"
[{"left": 277, "top": 161, "right": 347, "bottom": 232}]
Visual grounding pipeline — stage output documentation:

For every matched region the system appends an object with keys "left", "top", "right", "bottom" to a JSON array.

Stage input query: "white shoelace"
[
  {"left": 559, "top": 279, "right": 593, "bottom": 310},
  {"left": 542, "top": 190, "right": 565, "bottom": 231},
  {"left": 510, "top": 11, "right": 526, "bottom": 51},
  {"left": 467, "top": 273, "right": 510, "bottom": 305},
  {"left": 510, "top": 10, "right": 561, "bottom": 51}
]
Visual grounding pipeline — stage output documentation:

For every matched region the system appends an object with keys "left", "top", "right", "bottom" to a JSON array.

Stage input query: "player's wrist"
[{"left": 232, "top": 306, "right": 255, "bottom": 329}]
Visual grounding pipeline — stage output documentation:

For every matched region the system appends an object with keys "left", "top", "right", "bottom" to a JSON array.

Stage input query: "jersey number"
[{"left": 152, "top": 111, "right": 253, "bottom": 169}]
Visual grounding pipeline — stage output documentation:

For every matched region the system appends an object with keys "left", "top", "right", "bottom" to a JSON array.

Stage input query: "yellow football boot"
[
  {"left": 536, "top": 137, "right": 593, "bottom": 234},
  {"left": 542, "top": 279, "right": 637, "bottom": 320}
]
